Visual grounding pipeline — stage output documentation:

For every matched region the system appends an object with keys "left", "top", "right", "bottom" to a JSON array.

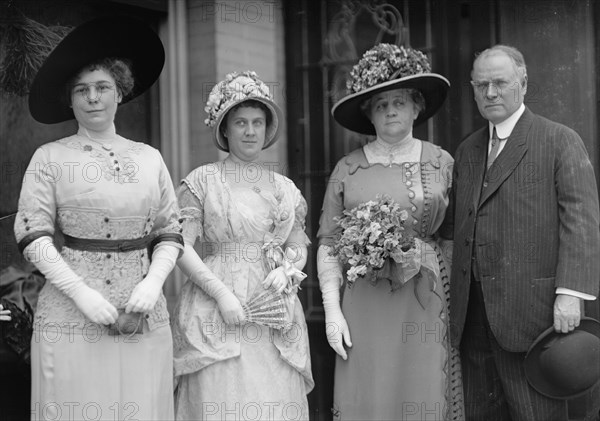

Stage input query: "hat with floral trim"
[
  {"left": 205, "top": 71, "right": 283, "bottom": 151},
  {"left": 332, "top": 43, "right": 450, "bottom": 135}
]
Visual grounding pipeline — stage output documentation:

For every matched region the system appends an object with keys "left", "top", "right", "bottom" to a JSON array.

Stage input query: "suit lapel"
[
  {"left": 466, "top": 130, "right": 488, "bottom": 211},
  {"left": 478, "top": 108, "right": 533, "bottom": 206}
]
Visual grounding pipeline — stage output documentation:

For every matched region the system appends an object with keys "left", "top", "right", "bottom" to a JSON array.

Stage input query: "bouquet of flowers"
[{"left": 330, "top": 194, "right": 417, "bottom": 291}]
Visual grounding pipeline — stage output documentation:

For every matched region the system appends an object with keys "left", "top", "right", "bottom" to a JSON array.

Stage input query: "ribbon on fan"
[
  {"left": 246, "top": 232, "right": 307, "bottom": 331},
  {"left": 262, "top": 232, "right": 307, "bottom": 295}
]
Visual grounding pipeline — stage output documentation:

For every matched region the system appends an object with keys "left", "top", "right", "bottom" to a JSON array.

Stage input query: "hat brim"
[
  {"left": 28, "top": 16, "right": 165, "bottom": 124},
  {"left": 214, "top": 97, "right": 283, "bottom": 152},
  {"left": 331, "top": 73, "right": 450, "bottom": 135},
  {"left": 524, "top": 317, "right": 600, "bottom": 400}
]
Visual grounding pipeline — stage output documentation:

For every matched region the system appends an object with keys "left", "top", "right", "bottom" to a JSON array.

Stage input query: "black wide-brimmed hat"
[
  {"left": 28, "top": 16, "right": 165, "bottom": 124},
  {"left": 524, "top": 317, "right": 600, "bottom": 400},
  {"left": 332, "top": 43, "right": 449, "bottom": 135}
]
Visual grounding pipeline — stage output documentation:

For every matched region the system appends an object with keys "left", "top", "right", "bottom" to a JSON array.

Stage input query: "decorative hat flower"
[
  {"left": 346, "top": 44, "right": 431, "bottom": 95},
  {"left": 204, "top": 70, "right": 274, "bottom": 127}
]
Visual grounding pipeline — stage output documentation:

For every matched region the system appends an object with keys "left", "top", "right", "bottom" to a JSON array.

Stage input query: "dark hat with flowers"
[
  {"left": 205, "top": 71, "right": 283, "bottom": 152},
  {"left": 332, "top": 43, "right": 450, "bottom": 135}
]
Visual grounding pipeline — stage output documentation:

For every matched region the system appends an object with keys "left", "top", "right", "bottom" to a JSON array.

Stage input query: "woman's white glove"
[
  {"left": 215, "top": 290, "right": 246, "bottom": 325},
  {"left": 0, "top": 304, "right": 11, "bottom": 322},
  {"left": 262, "top": 266, "right": 288, "bottom": 294},
  {"left": 318, "top": 245, "right": 352, "bottom": 360},
  {"left": 24, "top": 236, "right": 118, "bottom": 325},
  {"left": 178, "top": 244, "right": 245, "bottom": 325},
  {"left": 126, "top": 243, "right": 180, "bottom": 313}
]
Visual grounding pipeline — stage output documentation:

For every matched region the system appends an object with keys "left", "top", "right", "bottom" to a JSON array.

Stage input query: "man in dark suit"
[{"left": 450, "top": 44, "right": 600, "bottom": 420}]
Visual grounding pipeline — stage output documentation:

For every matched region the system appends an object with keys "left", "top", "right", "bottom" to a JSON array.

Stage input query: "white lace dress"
[
  {"left": 14, "top": 127, "right": 182, "bottom": 421},
  {"left": 172, "top": 162, "right": 314, "bottom": 420}
]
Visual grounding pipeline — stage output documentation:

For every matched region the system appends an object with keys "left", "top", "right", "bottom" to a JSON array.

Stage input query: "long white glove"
[
  {"left": 126, "top": 243, "right": 180, "bottom": 313},
  {"left": 177, "top": 244, "right": 245, "bottom": 324},
  {"left": 317, "top": 244, "right": 352, "bottom": 360},
  {"left": 24, "top": 236, "right": 118, "bottom": 325}
]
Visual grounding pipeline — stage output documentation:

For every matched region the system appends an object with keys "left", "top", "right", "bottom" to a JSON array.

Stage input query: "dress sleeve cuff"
[
  {"left": 556, "top": 287, "right": 596, "bottom": 300},
  {"left": 150, "top": 233, "right": 184, "bottom": 258},
  {"left": 18, "top": 231, "right": 54, "bottom": 254}
]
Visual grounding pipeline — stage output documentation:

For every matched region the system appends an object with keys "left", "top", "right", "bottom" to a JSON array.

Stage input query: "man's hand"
[{"left": 553, "top": 294, "right": 581, "bottom": 333}]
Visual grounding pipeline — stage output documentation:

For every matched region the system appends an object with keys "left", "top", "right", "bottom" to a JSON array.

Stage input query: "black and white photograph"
[{"left": 1, "top": 0, "right": 599, "bottom": 420}]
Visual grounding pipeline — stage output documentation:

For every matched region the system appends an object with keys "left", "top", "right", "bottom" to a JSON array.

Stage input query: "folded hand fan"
[{"left": 242, "top": 289, "right": 288, "bottom": 330}]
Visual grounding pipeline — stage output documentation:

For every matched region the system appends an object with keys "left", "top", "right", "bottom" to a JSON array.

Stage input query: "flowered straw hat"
[
  {"left": 332, "top": 43, "right": 450, "bottom": 135},
  {"left": 28, "top": 16, "right": 165, "bottom": 124},
  {"left": 205, "top": 71, "right": 283, "bottom": 151}
]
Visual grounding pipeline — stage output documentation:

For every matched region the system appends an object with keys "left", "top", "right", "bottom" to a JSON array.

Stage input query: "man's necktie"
[{"left": 487, "top": 127, "right": 502, "bottom": 169}]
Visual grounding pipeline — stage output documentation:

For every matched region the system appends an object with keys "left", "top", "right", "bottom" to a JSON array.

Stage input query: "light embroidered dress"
[
  {"left": 15, "top": 125, "right": 182, "bottom": 421},
  {"left": 318, "top": 135, "right": 464, "bottom": 421},
  {"left": 172, "top": 162, "right": 314, "bottom": 420}
]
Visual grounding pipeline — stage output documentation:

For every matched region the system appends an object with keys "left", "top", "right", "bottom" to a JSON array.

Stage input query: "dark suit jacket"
[{"left": 450, "top": 107, "right": 600, "bottom": 352}]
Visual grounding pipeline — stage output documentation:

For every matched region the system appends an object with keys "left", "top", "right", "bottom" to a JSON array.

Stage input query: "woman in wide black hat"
[
  {"left": 317, "top": 44, "right": 463, "bottom": 420},
  {"left": 15, "top": 16, "right": 182, "bottom": 420}
]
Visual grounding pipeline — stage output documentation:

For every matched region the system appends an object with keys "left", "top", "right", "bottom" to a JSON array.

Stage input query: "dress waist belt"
[{"left": 63, "top": 233, "right": 153, "bottom": 253}]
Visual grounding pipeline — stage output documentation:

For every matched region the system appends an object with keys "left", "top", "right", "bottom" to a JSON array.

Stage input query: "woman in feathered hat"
[
  {"left": 317, "top": 44, "right": 464, "bottom": 420},
  {"left": 171, "top": 71, "right": 314, "bottom": 420},
  {"left": 16, "top": 17, "right": 183, "bottom": 420}
]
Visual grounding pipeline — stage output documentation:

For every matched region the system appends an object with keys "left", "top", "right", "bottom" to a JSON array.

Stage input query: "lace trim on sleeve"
[
  {"left": 15, "top": 197, "right": 56, "bottom": 244},
  {"left": 291, "top": 193, "right": 311, "bottom": 247},
  {"left": 177, "top": 182, "right": 204, "bottom": 246}
]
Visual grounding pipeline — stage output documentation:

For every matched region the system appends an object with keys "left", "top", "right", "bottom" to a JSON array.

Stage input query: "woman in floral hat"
[
  {"left": 172, "top": 71, "right": 314, "bottom": 420},
  {"left": 317, "top": 44, "right": 463, "bottom": 420},
  {"left": 16, "top": 17, "right": 183, "bottom": 420}
]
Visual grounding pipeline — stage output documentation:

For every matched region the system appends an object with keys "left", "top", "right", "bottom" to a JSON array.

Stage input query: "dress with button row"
[
  {"left": 14, "top": 126, "right": 182, "bottom": 420},
  {"left": 317, "top": 138, "right": 464, "bottom": 421}
]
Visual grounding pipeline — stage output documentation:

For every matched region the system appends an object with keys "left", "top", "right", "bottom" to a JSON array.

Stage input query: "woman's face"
[
  {"left": 368, "top": 88, "right": 419, "bottom": 143},
  {"left": 71, "top": 68, "right": 121, "bottom": 132},
  {"left": 224, "top": 105, "right": 267, "bottom": 162}
]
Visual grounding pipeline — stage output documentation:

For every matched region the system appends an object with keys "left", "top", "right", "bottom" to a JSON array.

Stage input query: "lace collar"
[
  {"left": 363, "top": 133, "right": 421, "bottom": 166},
  {"left": 77, "top": 124, "right": 120, "bottom": 151}
]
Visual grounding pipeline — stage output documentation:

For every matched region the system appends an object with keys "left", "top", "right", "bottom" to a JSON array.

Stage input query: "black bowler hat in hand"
[
  {"left": 28, "top": 16, "right": 165, "bottom": 124},
  {"left": 524, "top": 317, "right": 600, "bottom": 400}
]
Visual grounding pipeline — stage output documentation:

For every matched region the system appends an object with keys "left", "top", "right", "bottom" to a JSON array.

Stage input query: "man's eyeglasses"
[{"left": 470, "top": 79, "right": 517, "bottom": 94}]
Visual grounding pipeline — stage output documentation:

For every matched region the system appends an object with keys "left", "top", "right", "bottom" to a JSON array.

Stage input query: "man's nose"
[{"left": 485, "top": 83, "right": 499, "bottom": 99}]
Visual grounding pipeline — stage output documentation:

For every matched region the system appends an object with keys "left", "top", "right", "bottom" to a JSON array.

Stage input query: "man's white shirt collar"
[{"left": 488, "top": 103, "right": 526, "bottom": 139}]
